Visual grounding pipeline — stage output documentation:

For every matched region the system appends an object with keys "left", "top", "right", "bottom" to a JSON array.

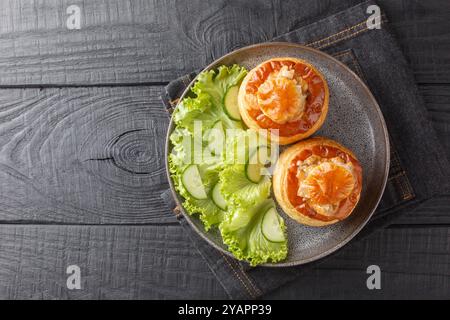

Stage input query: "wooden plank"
[
  {"left": 0, "top": 224, "right": 226, "bottom": 299},
  {"left": 394, "top": 196, "right": 450, "bottom": 225},
  {"left": 267, "top": 226, "right": 450, "bottom": 299},
  {"left": 0, "top": 0, "right": 448, "bottom": 85},
  {"left": 380, "top": 0, "right": 450, "bottom": 84},
  {"left": 0, "top": 224, "right": 447, "bottom": 299},
  {"left": 420, "top": 84, "right": 450, "bottom": 159},
  {"left": 0, "top": 0, "right": 273, "bottom": 85},
  {"left": 0, "top": 86, "right": 175, "bottom": 224},
  {"left": 0, "top": 85, "right": 447, "bottom": 225}
]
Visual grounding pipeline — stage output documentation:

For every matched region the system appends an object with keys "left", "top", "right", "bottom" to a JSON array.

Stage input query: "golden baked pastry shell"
[
  {"left": 238, "top": 57, "right": 329, "bottom": 145},
  {"left": 273, "top": 137, "right": 361, "bottom": 227}
]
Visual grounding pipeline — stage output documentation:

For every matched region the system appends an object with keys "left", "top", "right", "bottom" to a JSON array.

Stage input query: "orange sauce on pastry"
[
  {"left": 286, "top": 146, "right": 362, "bottom": 222},
  {"left": 246, "top": 60, "right": 325, "bottom": 137}
]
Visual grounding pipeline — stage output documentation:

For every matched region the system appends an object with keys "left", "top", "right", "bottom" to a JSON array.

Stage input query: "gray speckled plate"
[{"left": 165, "top": 42, "right": 390, "bottom": 267}]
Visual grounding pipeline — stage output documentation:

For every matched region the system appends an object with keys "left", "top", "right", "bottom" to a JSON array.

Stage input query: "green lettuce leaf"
[
  {"left": 169, "top": 65, "right": 248, "bottom": 230},
  {"left": 173, "top": 93, "right": 219, "bottom": 132},
  {"left": 173, "top": 64, "right": 247, "bottom": 132},
  {"left": 220, "top": 164, "right": 271, "bottom": 207},
  {"left": 169, "top": 161, "right": 224, "bottom": 230},
  {"left": 219, "top": 199, "right": 288, "bottom": 266},
  {"left": 192, "top": 64, "right": 247, "bottom": 108},
  {"left": 169, "top": 64, "right": 288, "bottom": 265},
  {"left": 169, "top": 131, "right": 224, "bottom": 230}
]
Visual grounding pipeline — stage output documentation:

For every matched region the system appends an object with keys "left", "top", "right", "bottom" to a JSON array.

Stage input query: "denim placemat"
[{"left": 160, "top": 0, "right": 450, "bottom": 299}]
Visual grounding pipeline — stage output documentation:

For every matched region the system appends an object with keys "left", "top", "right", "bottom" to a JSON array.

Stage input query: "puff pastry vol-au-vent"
[
  {"left": 238, "top": 57, "right": 329, "bottom": 145},
  {"left": 273, "top": 137, "right": 363, "bottom": 226}
]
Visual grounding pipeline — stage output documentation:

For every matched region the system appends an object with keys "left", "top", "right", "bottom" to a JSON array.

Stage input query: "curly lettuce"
[
  {"left": 191, "top": 65, "right": 247, "bottom": 116},
  {"left": 173, "top": 65, "right": 247, "bottom": 132},
  {"left": 169, "top": 132, "right": 224, "bottom": 230},
  {"left": 169, "top": 65, "right": 247, "bottom": 230},
  {"left": 169, "top": 64, "right": 288, "bottom": 265},
  {"left": 220, "top": 164, "right": 271, "bottom": 207},
  {"left": 219, "top": 199, "right": 288, "bottom": 266}
]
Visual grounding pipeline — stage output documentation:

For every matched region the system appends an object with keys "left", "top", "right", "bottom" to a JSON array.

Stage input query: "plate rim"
[{"left": 164, "top": 42, "right": 390, "bottom": 267}]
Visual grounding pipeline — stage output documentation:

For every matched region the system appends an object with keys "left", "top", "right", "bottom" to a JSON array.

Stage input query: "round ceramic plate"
[{"left": 165, "top": 42, "right": 390, "bottom": 267}]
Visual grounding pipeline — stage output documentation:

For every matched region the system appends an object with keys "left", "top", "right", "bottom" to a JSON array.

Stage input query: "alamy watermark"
[
  {"left": 66, "top": 265, "right": 81, "bottom": 290},
  {"left": 366, "top": 5, "right": 382, "bottom": 30},
  {"left": 366, "top": 265, "right": 381, "bottom": 290},
  {"left": 66, "top": 5, "right": 81, "bottom": 30}
]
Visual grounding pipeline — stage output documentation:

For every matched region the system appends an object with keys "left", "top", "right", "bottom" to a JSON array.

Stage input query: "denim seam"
[
  {"left": 307, "top": 15, "right": 387, "bottom": 50},
  {"left": 332, "top": 49, "right": 368, "bottom": 83},
  {"left": 393, "top": 174, "right": 415, "bottom": 200},
  {"left": 173, "top": 205, "right": 183, "bottom": 220},
  {"left": 307, "top": 19, "right": 369, "bottom": 48},
  {"left": 220, "top": 251, "right": 257, "bottom": 298},
  {"left": 390, "top": 145, "right": 415, "bottom": 201},
  {"left": 168, "top": 98, "right": 179, "bottom": 108},
  {"left": 347, "top": 53, "right": 367, "bottom": 83},
  {"left": 332, "top": 49, "right": 353, "bottom": 59},
  {"left": 230, "top": 259, "right": 262, "bottom": 296},
  {"left": 388, "top": 170, "right": 407, "bottom": 181},
  {"left": 317, "top": 18, "right": 387, "bottom": 49}
]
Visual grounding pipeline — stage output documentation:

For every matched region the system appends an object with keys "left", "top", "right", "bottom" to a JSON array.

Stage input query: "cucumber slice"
[
  {"left": 223, "top": 85, "right": 241, "bottom": 120},
  {"left": 261, "top": 207, "right": 285, "bottom": 243},
  {"left": 181, "top": 165, "right": 207, "bottom": 200},
  {"left": 245, "top": 146, "right": 271, "bottom": 183},
  {"left": 246, "top": 129, "right": 268, "bottom": 157},
  {"left": 211, "top": 182, "right": 227, "bottom": 211},
  {"left": 205, "top": 121, "right": 225, "bottom": 156}
]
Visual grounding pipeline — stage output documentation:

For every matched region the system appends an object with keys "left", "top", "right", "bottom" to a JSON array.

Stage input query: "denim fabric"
[{"left": 160, "top": 0, "right": 450, "bottom": 299}]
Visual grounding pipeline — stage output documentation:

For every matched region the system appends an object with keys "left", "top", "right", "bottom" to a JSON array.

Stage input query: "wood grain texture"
[
  {"left": 0, "top": 85, "right": 447, "bottom": 225},
  {"left": 420, "top": 84, "right": 450, "bottom": 159},
  {"left": 381, "top": 0, "right": 450, "bottom": 84},
  {"left": 0, "top": 224, "right": 447, "bottom": 299},
  {"left": 0, "top": 0, "right": 448, "bottom": 85},
  {"left": 395, "top": 196, "right": 450, "bottom": 225},
  {"left": 0, "top": 224, "right": 226, "bottom": 299},
  {"left": 0, "top": 0, "right": 448, "bottom": 300},
  {"left": 267, "top": 226, "right": 450, "bottom": 299},
  {"left": 0, "top": 86, "right": 175, "bottom": 224}
]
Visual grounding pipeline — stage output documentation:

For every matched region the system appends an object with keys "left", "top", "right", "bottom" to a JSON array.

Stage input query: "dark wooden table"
[{"left": 0, "top": 0, "right": 448, "bottom": 299}]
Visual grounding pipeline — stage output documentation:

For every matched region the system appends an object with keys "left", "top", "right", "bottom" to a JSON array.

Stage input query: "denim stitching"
[
  {"left": 316, "top": 26, "right": 367, "bottom": 49},
  {"left": 306, "top": 15, "right": 387, "bottom": 50},
  {"left": 388, "top": 170, "right": 407, "bottom": 181},
  {"left": 230, "top": 259, "right": 262, "bottom": 296},
  {"left": 397, "top": 176, "right": 415, "bottom": 200},
  {"left": 169, "top": 98, "right": 179, "bottom": 107},
  {"left": 220, "top": 252, "right": 257, "bottom": 298},
  {"left": 347, "top": 54, "right": 367, "bottom": 83},
  {"left": 306, "top": 19, "right": 369, "bottom": 48},
  {"left": 317, "top": 18, "right": 388, "bottom": 50},
  {"left": 389, "top": 146, "right": 415, "bottom": 200},
  {"left": 332, "top": 49, "right": 367, "bottom": 83},
  {"left": 306, "top": 14, "right": 386, "bottom": 48},
  {"left": 165, "top": 106, "right": 174, "bottom": 114},
  {"left": 332, "top": 50, "right": 352, "bottom": 59}
]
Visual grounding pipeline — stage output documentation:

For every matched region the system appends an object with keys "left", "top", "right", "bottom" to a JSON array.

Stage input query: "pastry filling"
[
  {"left": 256, "top": 66, "right": 308, "bottom": 124},
  {"left": 296, "top": 155, "right": 356, "bottom": 216}
]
